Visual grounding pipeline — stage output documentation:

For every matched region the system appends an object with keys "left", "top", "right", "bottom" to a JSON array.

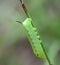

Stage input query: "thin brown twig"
[{"left": 20, "top": 0, "right": 30, "bottom": 18}]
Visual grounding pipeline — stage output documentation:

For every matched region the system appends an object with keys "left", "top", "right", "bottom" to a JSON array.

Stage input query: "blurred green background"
[{"left": 0, "top": 0, "right": 60, "bottom": 65}]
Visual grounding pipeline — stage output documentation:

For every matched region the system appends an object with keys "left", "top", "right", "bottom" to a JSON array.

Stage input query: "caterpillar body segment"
[{"left": 22, "top": 18, "right": 46, "bottom": 60}]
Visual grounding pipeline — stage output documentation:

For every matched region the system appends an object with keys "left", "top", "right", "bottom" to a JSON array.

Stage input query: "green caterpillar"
[
  {"left": 17, "top": 0, "right": 52, "bottom": 65},
  {"left": 21, "top": 18, "right": 46, "bottom": 59}
]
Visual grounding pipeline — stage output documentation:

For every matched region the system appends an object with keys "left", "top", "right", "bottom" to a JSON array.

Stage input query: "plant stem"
[
  {"left": 20, "top": 0, "right": 30, "bottom": 18},
  {"left": 41, "top": 42, "right": 52, "bottom": 65}
]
